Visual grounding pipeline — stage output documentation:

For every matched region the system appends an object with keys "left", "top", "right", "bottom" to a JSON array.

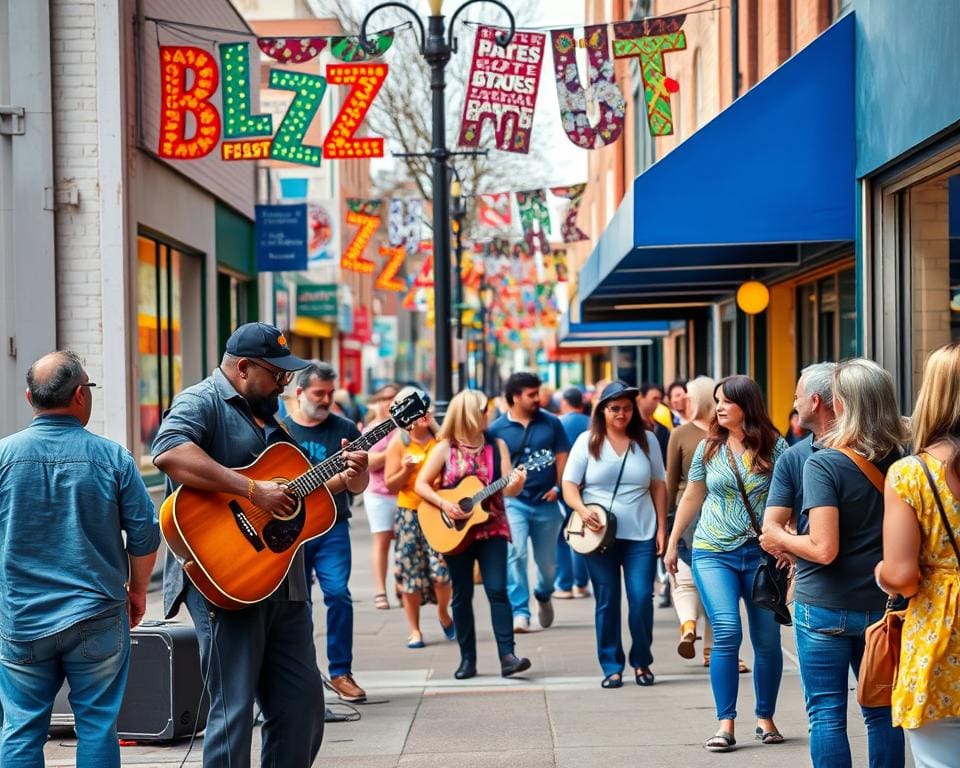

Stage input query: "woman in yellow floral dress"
[{"left": 878, "top": 342, "right": 960, "bottom": 768}]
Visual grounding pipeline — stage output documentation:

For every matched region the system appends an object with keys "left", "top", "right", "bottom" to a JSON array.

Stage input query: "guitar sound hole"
[{"left": 453, "top": 499, "right": 473, "bottom": 531}]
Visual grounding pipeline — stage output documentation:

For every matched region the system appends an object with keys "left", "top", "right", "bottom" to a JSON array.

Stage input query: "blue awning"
[
  {"left": 578, "top": 14, "right": 855, "bottom": 318},
  {"left": 557, "top": 316, "right": 674, "bottom": 348}
]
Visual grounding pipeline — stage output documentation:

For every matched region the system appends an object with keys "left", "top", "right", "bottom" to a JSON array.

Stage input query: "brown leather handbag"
[{"left": 856, "top": 454, "right": 960, "bottom": 707}]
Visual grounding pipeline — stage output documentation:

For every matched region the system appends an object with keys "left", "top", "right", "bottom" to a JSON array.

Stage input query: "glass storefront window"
[
  {"left": 796, "top": 266, "right": 855, "bottom": 369},
  {"left": 138, "top": 235, "right": 204, "bottom": 473},
  {"left": 907, "top": 170, "right": 960, "bottom": 391}
]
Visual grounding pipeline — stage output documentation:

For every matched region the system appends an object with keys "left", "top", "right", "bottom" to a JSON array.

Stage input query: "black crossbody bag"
[{"left": 725, "top": 445, "right": 792, "bottom": 626}]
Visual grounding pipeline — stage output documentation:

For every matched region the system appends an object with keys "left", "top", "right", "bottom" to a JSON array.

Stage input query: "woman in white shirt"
[{"left": 562, "top": 380, "right": 668, "bottom": 688}]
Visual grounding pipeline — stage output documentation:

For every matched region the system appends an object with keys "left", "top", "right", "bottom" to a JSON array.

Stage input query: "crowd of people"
[{"left": 0, "top": 322, "right": 957, "bottom": 768}]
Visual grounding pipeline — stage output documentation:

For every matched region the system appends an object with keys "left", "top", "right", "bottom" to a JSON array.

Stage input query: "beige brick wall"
[
  {"left": 50, "top": 0, "right": 106, "bottom": 435},
  {"left": 909, "top": 179, "right": 952, "bottom": 392}
]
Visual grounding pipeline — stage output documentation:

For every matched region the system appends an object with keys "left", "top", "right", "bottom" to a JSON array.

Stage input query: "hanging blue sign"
[{"left": 256, "top": 204, "right": 308, "bottom": 271}]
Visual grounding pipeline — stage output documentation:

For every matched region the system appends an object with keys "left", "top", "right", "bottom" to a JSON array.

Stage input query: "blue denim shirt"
[
  {"left": 0, "top": 415, "right": 160, "bottom": 641},
  {"left": 152, "top": 369, "right": 308, "bottom": 618}
]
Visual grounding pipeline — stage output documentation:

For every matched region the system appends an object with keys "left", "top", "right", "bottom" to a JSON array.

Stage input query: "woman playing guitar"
[{"left": 415, "top": 390, "right": 529, "bottom": 680}]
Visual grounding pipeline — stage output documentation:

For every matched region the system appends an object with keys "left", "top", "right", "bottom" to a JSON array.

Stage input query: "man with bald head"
[{"left": 0, "top": 350, "right": 160, "bottom": 767}]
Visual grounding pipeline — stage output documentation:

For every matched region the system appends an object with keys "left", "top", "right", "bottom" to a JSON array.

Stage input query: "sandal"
[
  {"left": 600, "top": 673, "right": 623, "bottom": 689},
  {"left": 755, "top": 727, "right": 784, "bottom": 744},
  {"left": 635, "top": 668, "right": 655, "bottom": 686},
  {"left": 704, "top": 731, "right": 736, "bottom": 752},
  {"left": 406, "top": 635, "right": 425, "bottom": 649},
  {"left": 373, "top": 593, "right": 390, "bottom": 610}
]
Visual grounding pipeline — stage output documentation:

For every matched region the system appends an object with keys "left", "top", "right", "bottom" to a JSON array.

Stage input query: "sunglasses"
[
  {"left": 246, "top": 359, "right": 294, "bottom": 387},
  {"left": 605, "top": 404, "right": 634, "bottom": 414}
]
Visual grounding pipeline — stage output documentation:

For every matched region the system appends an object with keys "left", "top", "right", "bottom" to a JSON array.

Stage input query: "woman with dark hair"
[
  {"left": 665, "top": 375, "right": 788, "bottom": 752},
  {"left": 562, "top": 381, "right": 667, "bottom": 688}
]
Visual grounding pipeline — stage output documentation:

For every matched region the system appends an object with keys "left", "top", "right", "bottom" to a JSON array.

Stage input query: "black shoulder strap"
[
  {"left": 726, "top": 444, "right": 763, "bottom": 536},
  {"left": 510, "top": 422, "right": 531, "bottom": 465},
  {"left": 916, "top": 455, "right": 960, "bottom": 566},
  {"left": 611, "top": 443, "right": 632, "bottom": 501},
  {"left": 485, "top": 431, "right": 502, "bottom": 480}
]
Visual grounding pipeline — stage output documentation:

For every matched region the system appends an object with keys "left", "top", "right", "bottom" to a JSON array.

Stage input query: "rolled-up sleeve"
[
  {"left": 119, "top": 456, "right": 161, "bottom": 556},
  {"left": 151, "top": 392, "right": 213, "bottom": 461}
]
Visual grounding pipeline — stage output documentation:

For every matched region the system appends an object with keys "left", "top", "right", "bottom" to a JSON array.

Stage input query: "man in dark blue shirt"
[
  {"left": 762, "top": 362, "right": 837, "bottom": 541},
  {"left": 555, "top": 387, "right": 591, "bottom": 598},
  {"left": 488, "top": 372, "right": 570, "bottom": 632},
  {"left": 0, "top": 351, "right": 159, "bottom": 767},
  {"left": 283, "top": 361, "right": 369, "bottom": 704}
]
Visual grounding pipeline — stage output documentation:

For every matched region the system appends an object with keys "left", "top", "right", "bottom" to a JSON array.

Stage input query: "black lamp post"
[
  {"left": 360, "top": 0, "right": 515, "bottom": 419},
  {"left": 449, "top": 169, "right": 467, "bottom": 390}
]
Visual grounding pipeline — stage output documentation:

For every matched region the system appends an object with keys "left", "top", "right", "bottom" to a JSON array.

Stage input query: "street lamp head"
[
  {"left": 428, "top": 0, "right": 444, "bottom": 15},
  {"left": 450, "top": 179, "right": 462, "bottom": 199}
]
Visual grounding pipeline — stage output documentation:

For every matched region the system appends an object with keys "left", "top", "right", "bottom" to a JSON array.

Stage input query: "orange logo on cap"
[{"left": 277, "top": 334, "right": 287, "bottom": 348}]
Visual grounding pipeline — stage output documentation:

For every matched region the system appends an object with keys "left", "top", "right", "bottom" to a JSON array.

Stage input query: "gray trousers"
[{"left": 184, "top": 584, "right": 325, "bottom": 768}]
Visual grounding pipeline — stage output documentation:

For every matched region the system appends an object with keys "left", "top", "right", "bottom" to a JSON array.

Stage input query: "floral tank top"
[{"left": 441, "top": 439, "right": 510, "bottom": 541}]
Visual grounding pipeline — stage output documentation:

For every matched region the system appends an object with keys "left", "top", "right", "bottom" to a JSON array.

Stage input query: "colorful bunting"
[
  {"left": 550, "top": 25, "right": 625, "bottom": 149},
  {"left": 458, "top": 26, "right": 546, "bottom": 154},
  {"left": 388, "top": 198, "right": 423, "bottom": 255},
  {"left": 613, "top": 16, "right": 686, "bottom": 136},
  {"left": 330, "top": 32, "right": 395, "bottom": 62},
  {"left": 515, "top": 189, "right": 551, "bottom": 255},
  {"left": 158, "top": 46, "right": 221, "bottom": 159},
  {"left": 322, "top": 64, "right": 387, "bottom": 159},
  {"left": 550, "top": 184, "right": 589, "bottom": 243},
  {"left": 341, "top": 210, "right": 379, "bottom": 273},
  {"left": 477, "top": 193, "right": 512, "bottom": 230},
  {"left": 257, "top": 37, "right": 328, "bottom": 64},
  {"left": 375, "top": 245, "right": 406, "bottom": 291}
]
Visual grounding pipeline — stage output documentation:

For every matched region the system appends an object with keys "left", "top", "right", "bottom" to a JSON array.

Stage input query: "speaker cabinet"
[{"left": 52, "top": 621, "right": 209, "bottom": 742}]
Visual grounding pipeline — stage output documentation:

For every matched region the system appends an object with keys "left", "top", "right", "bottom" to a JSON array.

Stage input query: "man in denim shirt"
[{"left": 0, "top": 351, "right": 160, "bottom": 767}]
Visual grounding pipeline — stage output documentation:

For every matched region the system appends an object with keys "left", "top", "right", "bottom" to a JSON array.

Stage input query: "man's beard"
[
  {"left": 249, "top": 393, "right": 280, "bottom": 421},
  {"left": 299, "top": 399, "right": 329, "bottom": 423}
]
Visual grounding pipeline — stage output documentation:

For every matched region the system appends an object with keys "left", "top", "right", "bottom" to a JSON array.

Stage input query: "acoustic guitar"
[
  {"left": 418, "top": 450, "right": 555, "bottom": 555},
  {"left": 160, "top": 391, "right": 430, "bottom": 610}
]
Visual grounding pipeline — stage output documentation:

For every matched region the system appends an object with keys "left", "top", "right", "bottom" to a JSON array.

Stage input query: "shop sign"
[
  {"left": 256, "top": 204, "right": 307, "bottom": 271},
  {"left": 296, "top": 283, "right": 337, "bottom": 318},
  {"left": 351, "top": 306, "right": 372, "bottom": 343},
  {"left": 338, "top": 285, "right": 354, "bottom": 334},
  {"left": 374, "top": 315, "right": 398, "bottom": 358}
]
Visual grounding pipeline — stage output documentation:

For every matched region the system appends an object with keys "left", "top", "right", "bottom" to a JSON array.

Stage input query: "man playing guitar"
[{"left": 153, "top": 323, "right": 368, "bottom": 768}]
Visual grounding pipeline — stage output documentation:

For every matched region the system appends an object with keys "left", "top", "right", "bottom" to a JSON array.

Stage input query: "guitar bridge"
[{"left": 228, "top": 500, "right": 265, "bottom": 552}]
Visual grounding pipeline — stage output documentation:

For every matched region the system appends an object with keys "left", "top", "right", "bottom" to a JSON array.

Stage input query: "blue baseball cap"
[{"left": 225, "top": 322, "right": 310, "bottom": 371}]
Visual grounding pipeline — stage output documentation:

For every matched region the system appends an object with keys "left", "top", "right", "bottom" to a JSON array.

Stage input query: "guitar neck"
[
  {"left": 470, "top": 473, "right": 512, "bottom": 507},
  {"left": 287, "top": 419, "right": 397, "bottom": 498}
]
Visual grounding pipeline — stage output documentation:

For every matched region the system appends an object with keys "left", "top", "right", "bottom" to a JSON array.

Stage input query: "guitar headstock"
[
  {"left": 390, "top": 390, "right": 431, "bottom": 429},
  {"left": 522, "top": 450, "right": 556, "bottom": 473}
]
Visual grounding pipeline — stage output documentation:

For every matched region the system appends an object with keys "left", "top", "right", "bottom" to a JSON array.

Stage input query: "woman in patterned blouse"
[
  {"left": 665, "top": 375, "right": 788, "bottom": 753},
  {"left": 415, "top": 390, "right": 528, "bottom": 681},
  {"left": 878, "top": 342, "right": 960, "bottom": 768}
]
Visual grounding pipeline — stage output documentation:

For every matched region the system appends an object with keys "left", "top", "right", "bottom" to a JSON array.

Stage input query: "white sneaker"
[{"left": 513, "top": 615, "right": 530, "bottom": 634}]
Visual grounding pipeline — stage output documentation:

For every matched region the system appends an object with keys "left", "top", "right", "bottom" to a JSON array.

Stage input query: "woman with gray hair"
[{"left": 760, "top": 359, "right": 907, "bottom": 767}]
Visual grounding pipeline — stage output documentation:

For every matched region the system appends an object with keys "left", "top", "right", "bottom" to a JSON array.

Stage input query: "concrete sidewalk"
[{"left": 45, "top": 502, "right": 895, "bottom": 767}]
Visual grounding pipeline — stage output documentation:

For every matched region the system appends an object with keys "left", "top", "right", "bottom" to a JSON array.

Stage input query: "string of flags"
[{"left": 149, "top": 9, "right": 696, "bottom": 167}]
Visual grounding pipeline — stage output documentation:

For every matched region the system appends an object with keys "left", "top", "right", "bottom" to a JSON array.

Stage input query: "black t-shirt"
[
  {"left": 283, "top": 413, "right": 361, "bottom": 522},
  {"left": 794, "top": 447, "right": 902, "bottom": 611}
]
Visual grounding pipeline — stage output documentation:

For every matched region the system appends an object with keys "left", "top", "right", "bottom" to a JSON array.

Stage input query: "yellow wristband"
[{"left": 246, "top": 478, "right": 256, "bottom": 501}]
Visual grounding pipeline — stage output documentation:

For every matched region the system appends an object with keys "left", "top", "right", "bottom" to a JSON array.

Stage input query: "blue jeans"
[
  {"left": 555, "top": 510, "right": 589, "bottom": 590},
  {"left": 586, "top": 537, "right": 657, "bottom": 675},
  {"left": 794, "top": 600, "right": 905, "bottom": 768},
  {"left": 0, "top": 605, "right": 129, "bottom": 767},
  {"left": 446, "top": 536, "right": 515, "bottom": 662},
  {"left": 692, "top": 543, "right": 783, "bottom": 720},
  {"left": 505, "top": 498, "right": 565, "bottom": 618},
  {"left": 303, "top": 519, "right": 353, "bottom": 677}
]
